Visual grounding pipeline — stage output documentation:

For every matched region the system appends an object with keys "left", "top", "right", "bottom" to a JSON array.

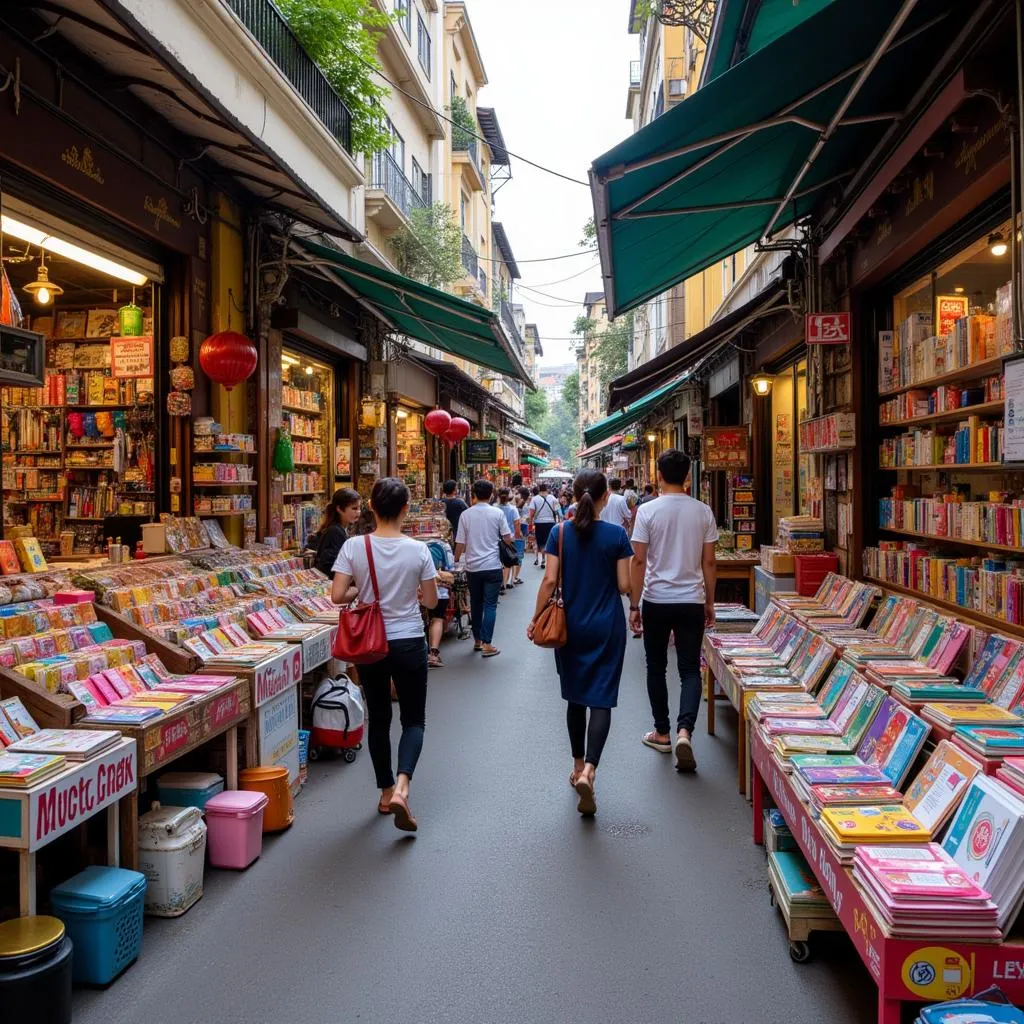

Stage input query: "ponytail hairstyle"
[
  {"left": 571, "top": 469, "right": 608, "bottom": 542},
  {"left": 319, "top": 487, "right": 360, "bottom": 533}
]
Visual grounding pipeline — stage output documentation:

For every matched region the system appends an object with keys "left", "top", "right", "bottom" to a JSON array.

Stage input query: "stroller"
[{"left": 308, "top": 674, "right": 365, "bottom": 762}]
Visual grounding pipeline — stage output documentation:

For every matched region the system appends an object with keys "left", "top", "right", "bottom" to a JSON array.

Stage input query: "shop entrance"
[{"left": 0, "top": 203, "right": 164, "bottom": 560}]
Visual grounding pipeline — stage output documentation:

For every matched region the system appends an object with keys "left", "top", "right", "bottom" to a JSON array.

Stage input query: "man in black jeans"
[{"left": 629, "top": 450, "right": 718, "bottom": 772}]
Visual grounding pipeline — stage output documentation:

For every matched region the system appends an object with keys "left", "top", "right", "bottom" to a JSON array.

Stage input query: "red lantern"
[
  {"left": 445, "top": 417, "right": 470, "bottom": 446},
  {"left": 424, "top": 408, "right": 451, "bottom": 437},
  {"left": 198, "top": 330, "right": 258, "bottom": 391}
]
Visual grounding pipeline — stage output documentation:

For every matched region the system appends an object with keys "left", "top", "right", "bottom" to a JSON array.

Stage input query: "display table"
[
  {"left": 715, "top": 554, "right": 760, "bottom": 610},
  {"left": 0, "top": 737, "right": 137, "bottom": 915},
  {"left": 749, "top": 728, "right": 1024, "bottom": 1023},
  {"left": 76, "top": 678, "right": 250, "bottom": 869}
]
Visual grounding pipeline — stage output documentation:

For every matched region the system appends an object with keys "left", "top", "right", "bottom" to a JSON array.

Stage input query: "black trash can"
[{"left": 0, "top": 915, "right": 73, "bottom": 1024}]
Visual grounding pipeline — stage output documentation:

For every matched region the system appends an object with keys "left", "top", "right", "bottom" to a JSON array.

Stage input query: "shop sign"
[
  {"left": 899, "top": 947, "right": 971, "bottom": 1001},
  {"left": 936, "top": 295, "right": 970, "bottom": 339},
  {"left": 805, "top": 313, "right": 850, "bottom": 345},
  {"left": 257, "top": 686, "right": 300, "bottom": 789},
  {"left": 465, "top": 438, "right": 498, "bottom": 464},
  {"left": 29, "top": 741, "right": 136, "bottom": 851},
  {"left": 686, "top": 406, "right": 703, "bottom": 437},
  {"left": 110, "top": 336, "right": 154, "bottom": 378},
  {"left": 254, "top": 647, "right": 303, "bottom": 707},
  {"left": 301, "top": 627, "right": 334, "bottom": 673},
  {"left": 703, "top": 426, "right": 749, "bottom": 471}
]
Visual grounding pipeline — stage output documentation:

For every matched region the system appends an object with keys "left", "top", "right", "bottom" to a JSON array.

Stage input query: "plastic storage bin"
[
  {"left": 50, "top": 866, "right": 146, "bottom": 985},
  {"left": 156, "top": 771, "right": 224, "bottom": 811},
  {"left": 239, "top": 765, "right": 294, "bottom": 832},
  {"left": 794, "top": 553, "right": 839, "bottom": 597},
  {"left": 0, "top": 916, "right": 73, "bottom": 1023},
  {"left": 138, "top": 804, "right": 207, "bottom": 917},
  {"left": 754, "top": 566, "right": 796, "bottom": 614},
  {"left": 205, "top": 790, "right": 269, "bottom": 869}
]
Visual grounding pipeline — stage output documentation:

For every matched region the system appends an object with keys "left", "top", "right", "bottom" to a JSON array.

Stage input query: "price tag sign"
[{"left": 110, "top": 335, "right": 154, "bottom": 378}]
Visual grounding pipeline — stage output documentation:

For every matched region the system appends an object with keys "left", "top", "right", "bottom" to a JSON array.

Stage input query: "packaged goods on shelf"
[
  {"left": 193, "top": 432, "right": 256, "bottom": 453},
  {"left": 283, "top": 414, "right": 320, "bottom": 439},
  {"left": 401, "top": 499, "right": 449, "bottom": 538},
  {"left": 878, "top": 416, "right": 1003, "bottom": 467},
  {"left": 192, "top": 463, "right": 255, "bottom": 483},
  {"left": 777, "top": 516, "right": 824, "bottom": 553},
  {"left": 798, "top": 413, "right": 856, "bottom": 452},
  {"left": 281, "top": 386, "right": 322, "bottom": 413},
  {"left": 877, "top": 490, "right": 1024, "bottom": 548}
]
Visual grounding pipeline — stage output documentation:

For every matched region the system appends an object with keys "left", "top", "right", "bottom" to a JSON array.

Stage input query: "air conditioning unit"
[{"left": 668, "top": 79, "right": 687, "bottom": 99}]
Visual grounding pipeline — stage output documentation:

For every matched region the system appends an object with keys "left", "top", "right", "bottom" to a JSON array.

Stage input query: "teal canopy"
[
  {"left": 582, "top": 376, "right": 683, "bottom": 448},
  {"left": 510, "top": 423, "right": 551, "bottom": 451},
  {"left": 590, "top": 0, "right": 960, "bottom": 318}
]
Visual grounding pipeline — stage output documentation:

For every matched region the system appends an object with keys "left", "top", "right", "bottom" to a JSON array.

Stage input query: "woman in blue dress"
[{"left": 527, "top": 470, "right": 633, "bottom": 816}]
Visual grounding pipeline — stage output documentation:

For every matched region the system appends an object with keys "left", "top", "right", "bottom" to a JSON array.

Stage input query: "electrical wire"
[
  {"left": 522, "top": 261, "right": 600, "bottom": 287},
  {"left": 516, "top": 281, "right": 596, "bottom": 304},
  {"left": 348, "top": 44, "right": 590, "bottom": 187},
  {"left": 476, "top": 247, "right": 598, "bottom": 265}
]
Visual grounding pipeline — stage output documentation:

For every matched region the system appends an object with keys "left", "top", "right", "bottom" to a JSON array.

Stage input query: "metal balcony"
[
  {"left": 222, "top": 0, "right": 353, "bottom": 152},
  {"left": 461, "top": 234, "right": 478, "bottom": 279},
  {"left": 629, "top": 60, "right": 641, "bottom": 87},
  {"left": 478, "top": 266, "right": 488, "bottom": 298},
  {"left": 454, "top": 136, "right": 484, "bottom": 182},
  {"left": 500, "top": 300, "right": 525, "bottom": 354},
  {"left": 370, "top": 151, "right": 426, "bottom": 220}
]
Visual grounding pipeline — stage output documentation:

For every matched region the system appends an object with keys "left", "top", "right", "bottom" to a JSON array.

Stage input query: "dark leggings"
[
  {"left": 566, "top": 703, "right": 612, "bottom": 767},
  {"left": 358, "top": 637, "right": 428, "bottom": 790}
]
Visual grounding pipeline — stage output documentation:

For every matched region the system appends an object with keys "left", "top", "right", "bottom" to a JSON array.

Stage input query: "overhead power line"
[
  {"left": 524, "top": 262, "right": 601, "bottom": 287},
  {"left": 477, "top": 248, "right": 598, "bottom": 265}
]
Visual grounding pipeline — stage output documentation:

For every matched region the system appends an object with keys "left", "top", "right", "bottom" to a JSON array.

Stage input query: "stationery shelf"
[
  {"left": 879, "top": 399, "right": 1005, "bottom": 428},
  {"left": 192, "top": 481, "right": 257, "bottom": 488},
  {"left": 282, "top": 403, "right": 323, "bottom": 415},
  {"left": 879, "top": 462, "right": 1003, "bottom": 471},
  {"left": 283, "top": 490, "right": 324, "bottom": 497},
  {"left": 287, "top": 433, "right": 320, "bottom": 441},
  {"left": 878, "top": 356, "right": 1004, "bottom": 398},
  {"left": 877, "top": 525, "right": 1024, "bottom": 553}
]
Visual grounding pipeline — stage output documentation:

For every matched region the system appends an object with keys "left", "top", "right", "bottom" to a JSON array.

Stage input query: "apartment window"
[
  {"left": 416, "top": 13, "right": 431, "bottom": 79},
  {"left": 460, "top": 191, "right": 468, "bottom": 231},
  {"left": 450, "top": 71, "right": 457, "bottom": 106},
  {"left": 652, "top": 83, "right": 665, "bottom": 122},
  {"left": 395, "top": 0, "right": 411, "bottom": 39},
  {"left": 411, "top": 158, "right": 427, "bottom": 203},
  {"left": 600, "top": 306, "right": 606, "bottom": 318},
  {"left": 385, "top": 119, "right": 405, "bottom": 171}
]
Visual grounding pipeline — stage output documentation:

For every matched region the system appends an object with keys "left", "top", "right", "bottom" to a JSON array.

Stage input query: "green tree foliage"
[
  {"left": 579, "top": 217, "right": 596, "bottom": 249},
  {"left": 525, "top": 388, "right": 548, "bottom": 430},
  {"left": 388, "top": 203, "right": 464, "bottom": 288},
  {"left": 449, "top": 95, "right": 478, "bottom": 150},
  {"left": 593, "top": 313, "right": 633, "bottom": 391},
  {"left": 277, "top": 0, "right": 394, "bottom": 155},
  {"left": 572, "top": 314, "right": 595, "bottom": 339},
  {"left": 561, "top": 370, "right": 580, "bottom": 411}
]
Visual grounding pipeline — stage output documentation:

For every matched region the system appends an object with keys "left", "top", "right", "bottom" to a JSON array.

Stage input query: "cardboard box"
[
  {"left": 760, "top": 546, "right": 795, "bottom": 575},
  {"left": 141, "top": 523, "right": 168, "bottom": 554},
  {"left": 755, "top": 566, "right": 796, "bottom": 614}
]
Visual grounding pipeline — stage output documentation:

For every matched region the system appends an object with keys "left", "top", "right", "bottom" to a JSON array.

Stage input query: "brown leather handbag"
[
  {"left": 332, "top": 535, "right": 389, "bottom": 664},
  {"left": 531, "top": 523, "right": 567, "bottom": 649}
]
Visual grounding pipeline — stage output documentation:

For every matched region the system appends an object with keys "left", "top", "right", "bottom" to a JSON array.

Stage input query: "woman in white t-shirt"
[{"left": 332, "top": 478, "right": 439, "bottom": 832}]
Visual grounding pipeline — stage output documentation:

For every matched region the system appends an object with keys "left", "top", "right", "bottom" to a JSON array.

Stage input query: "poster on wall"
[
  {"left": 703, "top": 426, "right": 749, "bottom": 471},
  {"left": 1005, "top": 356, "right": 1024, "bottom": 464},
  {"left": 336, "top": 438, "right": 352, "bottom": 478},
  {"left": 110, "top": 335, "right": 154, "bottom": 378},
  {"left": 774, "top": 413, "right": 793, "bottom": 465}
]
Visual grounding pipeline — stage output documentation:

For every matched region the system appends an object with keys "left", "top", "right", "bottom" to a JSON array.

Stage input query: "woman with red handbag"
[{"left": 331, "top": 478, "right": 439, "bottom": 832}]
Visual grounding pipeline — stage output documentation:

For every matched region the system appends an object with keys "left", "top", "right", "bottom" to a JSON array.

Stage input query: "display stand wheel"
[
  {"left": 343, "top": 749, "right": 357, "bottom": 764},
  {"left": 308, "top": 747, "right": 320, "bottom": 762},
  {"left": 788, "top": 940, "right": 811, "bottom": 964}
]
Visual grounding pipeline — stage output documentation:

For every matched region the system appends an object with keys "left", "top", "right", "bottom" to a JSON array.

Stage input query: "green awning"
[
  {"left": 510, "top": 423, "right": 551, "bottom": 451},
  {"left": 703, "top": 0, "right": 837, "bottom": 84},
  {"left": 524, "top": 454, "right": 550, "bottom": 468},
  {"left": 292, "top": 237, "right": 529, "bottom": 382},
  {"left": 583, "top": 375, "right": 683, "bottom": 448},
  {"left": 590, "top": 0, "right": 960, "bottom": 319}
]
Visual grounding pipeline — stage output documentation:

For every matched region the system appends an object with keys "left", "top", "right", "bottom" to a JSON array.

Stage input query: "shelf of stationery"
[
  {"left": 287, "top": 433, "right": 320, "bottom": 442},
  {"left": 281, "top": 402, "right": 323, "bottom": 415},
  {"left": 879, "top": 462, "right": 1003, "bottom": 472},
  {"left": 283, "top": 490, "right": 324, "bottom": 498},
  {"left": 878, "top": 356, "right": 1004, "bottom": 398},
  {"left": 797, "top": 412, "right": 856, "bottom": 453},
  {"left": 192, "top": 449, "right": 257, "bottom": 457},
  {"left": 192, "top": 481, "right": 257, "bottom": 488},
  {"left": 879, "top": 400, "right": 1005, "bottom": 429},
  {"left": 876, "top": 525, "right": 1024, "bottom": 554}
]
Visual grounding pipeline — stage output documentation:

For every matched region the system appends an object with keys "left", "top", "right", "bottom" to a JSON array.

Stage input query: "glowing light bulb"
[{"left": 35, "top": 285, "right": 51, "bottom": 305}]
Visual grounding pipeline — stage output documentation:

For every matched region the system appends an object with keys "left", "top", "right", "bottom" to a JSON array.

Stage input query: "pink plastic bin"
[{"left": 204, "top": 790, "right": 269, "bottom": 870}]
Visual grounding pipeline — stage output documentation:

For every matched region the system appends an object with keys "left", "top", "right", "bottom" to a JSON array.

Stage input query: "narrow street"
[{"left": 75, "top": 572, "right": 875, "bottom": 1024}]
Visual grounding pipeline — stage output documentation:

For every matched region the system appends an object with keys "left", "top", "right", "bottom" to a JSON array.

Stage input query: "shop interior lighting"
[
  {"left": 304, "top": 365, "right": 314, "bottom": 376},
  {"left": 22, "top": 250, "right": 63, "bottom": 306},
  {"left": 396, "top": 408, "right": 408, "bottom": 419},
  {"left": 281, "top": 354, "right": 300, "bottom": 367},
  {"left": 1, "top": 215, "right": 148, "bottom": 285},
  {"left": 645, "top": 432, "right": 656, "bottom": 443},
  {"left": 954, "top": 285, "right": 965, "bottom": 293},
  {"left": 750, "top": 371, "right": 774, "bottom": 397},
  {"left": 989, "top": 232, "right": 1008, "bottom": 257}
]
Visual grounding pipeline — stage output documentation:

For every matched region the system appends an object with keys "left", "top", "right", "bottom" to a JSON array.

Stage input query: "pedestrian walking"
[
  {"left": 623, "top": 478, "right": 638, "bottom": 511},
  {"left": 498, "top": 487, "right": 523, "bottom": 589},
  {"left": 454, "top": 479, "right": 512, "bottom": 657},
  {"left": 629, "top": 450, "right": 717, "bottom": 772},
  {"left": 600, "top": 478, "right": 633, "bottom": 532},
  {"left": 528, "top": 470, "right": 633, "bottom": 816},
  {"left": 330, "top": 478, "right": 439, "bottom": 832},
  {"left": 442, "top": 479, "right": 468, "bottom": 537},
  {"left": 425, "top": 532, "right": 456, "bottom": 668},
  {"left": 527, "top": 481, "right": 560, "bottom": 569},
  {"left": 310, "top": 487, "right": 361, "bottom": 577}
]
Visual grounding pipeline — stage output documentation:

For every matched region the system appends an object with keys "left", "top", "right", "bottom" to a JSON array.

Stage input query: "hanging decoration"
[
  {"left": 444, "top": 417, "right": 470, "bottom": 447},
  {"left": 117, "top": 300, "right": 143, "bottom": 337},
  {"left": 424, "top": 408, "right": 452, "bottom": 437},
  {"left": 169, "top": 335, "right": 189, "bottom": 363},
  {"left": 167, "top": 391, "right": 191, "bottom": 417},
  {"left": 273, "top": 427, "right": 295, "bottom": 474},
  {"left": 170, "top": 366, "right": 195, "bottom": 391},
  {"left": 198, "top": 330, "right": 257, "bottom": 390}
]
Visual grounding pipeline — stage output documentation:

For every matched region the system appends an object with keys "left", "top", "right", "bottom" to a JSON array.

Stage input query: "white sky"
[{"left": 467, "top": 0, "right": 635, "bottom": 367}]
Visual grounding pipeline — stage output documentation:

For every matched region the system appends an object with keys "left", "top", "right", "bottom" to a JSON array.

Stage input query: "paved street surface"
[{"left": 76, "top": 571, "right": 875, "bottom": 1024}]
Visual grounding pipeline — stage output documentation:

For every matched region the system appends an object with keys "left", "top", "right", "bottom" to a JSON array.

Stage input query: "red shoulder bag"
[{"left": 332, "top": 535, "right": 389, "bottom": 664}]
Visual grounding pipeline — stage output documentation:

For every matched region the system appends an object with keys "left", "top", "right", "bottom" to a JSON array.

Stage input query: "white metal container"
[{"left": 138, "top": 804, "right": 207, "bottom": 917}]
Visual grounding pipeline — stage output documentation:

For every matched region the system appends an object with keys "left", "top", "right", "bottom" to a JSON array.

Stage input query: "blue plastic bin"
[
  {"left": 50, "top": 866, "right": 146, "bottom": 985},
  {"left": 156, "top": 771, "right": 224, "bottom": 811}
]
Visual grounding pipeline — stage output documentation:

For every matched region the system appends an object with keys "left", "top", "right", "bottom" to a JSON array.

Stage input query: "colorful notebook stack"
[
  {"left": 8, "top": 728, "right": 120, "bottom": 761},
  {"left": 943, "top": 775, "right": 1024, "bottom": 930},
  {"left": 916, "top": 997, "right": 1024, "bottom": 1024},
  {"left": 0, "top": 751, "right": 66, "bottom": 787},
  {"left": 709, "top": 603, "right": 762, "bottom": 633},
  {"left": 953, "top": 726, "right": 1024, "bottom": 760},
  {"left": 903, "top": 740, "right": 982, "bottom": 834},
  {"left": 767, "top": 850, "right": 832, "bottom": 911},
  {"left": 921, "top": 703, "right": 1020, "bottom": 729},
  {"left": 853, "top": 845, "right": 1000, "bottom": 941},
  {"left": 819, "top": 805, "right": 932, "bottom": 863},
  {"left": 996, "top": 756, "right": 1024, "bottom": 800}
]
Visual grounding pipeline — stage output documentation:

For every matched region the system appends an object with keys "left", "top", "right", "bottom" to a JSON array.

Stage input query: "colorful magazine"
[
  {"left": 903, "top": 740, "right": 981, "bottom": 833},
  {"left": 856, "top": 696, "right": 930, "bottom": 787}
]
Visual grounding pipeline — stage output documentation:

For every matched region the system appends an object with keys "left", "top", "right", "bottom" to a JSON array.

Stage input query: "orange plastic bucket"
[{"left": 238, "top": 766, "right": 293, "bottom": 832}]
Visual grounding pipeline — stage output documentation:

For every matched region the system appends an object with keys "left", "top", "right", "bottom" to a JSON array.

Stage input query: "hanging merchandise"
[
  {"left": 167, "top": 391, "right": 191, "bottom": 417},
  {"left": 199, "top": 330, "right": 257, "bottom": 391},
  {"left": 117, "top": 301, "right": 143, "bottom": 337},
  {"left": 170, "top": 335, "right": 189, "bottom": 363},
  {"left": 0, "top": 266, "right": 24, "bottom": 326},
  {"left": 424, "top": 408, "right": 452, "bottom": 437},
  {"left": 170, "top": 366, "right": 195, "bottom": 391},
  {"left": 273, "top": 427, "right": 295, "bottom": 474}
]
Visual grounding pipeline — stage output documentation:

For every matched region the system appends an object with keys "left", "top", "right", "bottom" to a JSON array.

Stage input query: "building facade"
[{"left": 577, "top": 291, "right": 610, "bottom": 430}]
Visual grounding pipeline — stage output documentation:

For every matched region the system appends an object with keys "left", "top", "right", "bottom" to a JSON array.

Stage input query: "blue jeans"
[{"left": 467, "top": 568, "right": 503, "bottom": 644}]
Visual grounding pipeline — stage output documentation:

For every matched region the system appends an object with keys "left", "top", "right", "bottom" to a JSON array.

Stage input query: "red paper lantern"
[
  {"left": 424, "top": 408, "right": 451, "bottom": 437},
  {"left": 199, "top": 330, "right": 257, "bottom": 391},
  {"left": 445, "top": 417, "right": 470, "bottom": 445}
]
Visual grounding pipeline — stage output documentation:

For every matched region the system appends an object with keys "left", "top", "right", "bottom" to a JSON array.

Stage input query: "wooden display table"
[
  {"left": 76, "top": 678, "right": 250, "bottom": 869},
  {"left": 0, "top": 737, "right": 136, "bottom": 915},
  {"left": 703, "top": 639, "right": 758, "bottom": 795},
  {"left": 715, "top": 553, "right": 760, "bottom": 610},
  {"left": 750, "top": 729, "right": 1024, "bottom": 1024}
]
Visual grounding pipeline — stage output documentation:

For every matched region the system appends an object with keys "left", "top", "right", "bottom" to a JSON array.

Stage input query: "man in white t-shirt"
[
  {"left": 629, "top": 449, "right": 718, "bottom": 773},
  {"left": 455, "top": 479, "right": 512, "bottom": 657},
  {"left": 526, "top": 482, "right": 560, "bottom": 569},
  {"left": 600, "top": 478, "right": 633, "bottom": 532}
]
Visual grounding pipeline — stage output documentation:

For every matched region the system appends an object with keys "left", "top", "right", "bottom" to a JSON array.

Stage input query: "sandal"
[
  {"left": 377, "top": 797, "right": 393, "bottom": 815},
  {"left": 427, "top": 648, "right": 443, "bottom": 668},
  {"left": 574, "top": 775, "right": 596, "bottom": 816},
  {"left": 389, "top": 792, "right": 418, "bottom": 832},
  {"left": 641, "top": 730, "right": 672, "bottom": 753},
  {"left": 569, "top": 767, "right": 582, "bottom": 788},
  {"left": 473, "top": 643, "right": 483, "bottom": 652},
  {"left": 481, "top": 647, "right": 501, "bottom": 658}
]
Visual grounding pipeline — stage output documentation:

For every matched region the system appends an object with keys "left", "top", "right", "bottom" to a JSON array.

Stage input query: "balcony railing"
[
  {"left": 223, "top": 0, "right": 353, "bottom": 152},
  {"left": 461, "top": 233, "right": 478, "bottom": 279},
  {"left": 507, "top": 378, "right": 525, "bottom": 401},
  {"left": 455, "top": 136, "right": 482, "bottom": 178},
  {"left": 478, "top": 266, "right": 488, "bottom": 298},
  {"left": 500, "top": 300, "right": 525, "bottom": 354},
  {"left": 629, "top": 60, "right": 641, "bottom": 86},
  {"left": 370, "top": 151, "right": 426, "bottom": 219}
]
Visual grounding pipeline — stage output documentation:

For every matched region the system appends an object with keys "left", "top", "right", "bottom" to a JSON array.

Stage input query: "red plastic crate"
[{"left": 794, "top": 553, "right": 838, "bottom": 596}]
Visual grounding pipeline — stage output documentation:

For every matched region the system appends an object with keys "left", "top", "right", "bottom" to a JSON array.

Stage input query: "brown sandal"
[
  {"left": 377, "top": 794, "right": 393, "bottom": 815},
  {"left": 389, "top": 792, "right": 418, "bottom": 832},
  {"left": 574, "top": 775, "right": 596, "bottom": 816}
]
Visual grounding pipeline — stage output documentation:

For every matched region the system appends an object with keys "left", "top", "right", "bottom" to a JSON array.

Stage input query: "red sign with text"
[{"left": 806, "top": 312, "right": 851, "bottom": 345}]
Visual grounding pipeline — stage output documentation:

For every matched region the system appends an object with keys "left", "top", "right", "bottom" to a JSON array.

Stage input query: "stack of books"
[
  {"left": 819, "top": 805, "right": 932, "bottom": 863},
  {"left": 953, "top": 725, "right": 1024, "bottom": 760},
  {"left": 853, "top": 845, "right": 1000, "bottom": 941},
  {"left": 0, "top": 751, "right": 66, "bottom": 787},
  {"left": 916, "top": 997, "right": 1024, "bottom": 1023},
  {"left": 996, "top": 756, "right": 1024, "bottom": 800},
  {"left": 8, "top": 729, "right": 121, "bottom": 760},
  {"left": 805, "top": 780, "right": 902, "bottom": 815},
  {"left": 943, "top": 774, "right": 1024, "bottom": 930},
  {"left": 776, "top": 516, "right": 824, "bottom": 552},
  {"left": 709, "top": 603, "right": 762, "bottom": 633},
  {"left": 767, "top": 850, "right": 832, "bottom": 912},
  {"left": 921, "top": 703, "right": 1019, "bottom": 730}
]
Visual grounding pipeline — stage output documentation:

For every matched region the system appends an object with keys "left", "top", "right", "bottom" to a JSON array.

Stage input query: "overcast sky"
[{"left": 468, "top": 0, "right": 635, "bottom": 368}]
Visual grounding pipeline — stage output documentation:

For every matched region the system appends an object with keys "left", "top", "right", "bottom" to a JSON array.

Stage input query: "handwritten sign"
[
  {"left": 110, "top": 335, "right": 154, "bottom": 378},
  {"left": 703, "top": 426, "right": 749, "bottom": 471},
  {"left": 806, "top": 313, "right": 851, "bottom": 345}
]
